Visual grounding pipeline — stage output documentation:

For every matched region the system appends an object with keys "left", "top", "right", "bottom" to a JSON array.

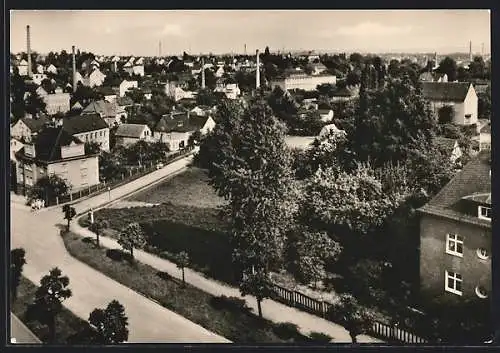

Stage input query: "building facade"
[
  {"left": 270, "top": 73, "right": 337, "bottom": 92},
  {"left": 43, "top": 92, "right": 71, "bottom": 115}
]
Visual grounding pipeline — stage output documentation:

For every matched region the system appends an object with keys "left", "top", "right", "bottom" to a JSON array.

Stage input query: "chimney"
[
  {"left": 469, "top": 40, "right": 472, "bottom": 62},
  {"left": 255, "top": 49, "right": 260, "bottom": 89},
  {"left": 201, "top": 57, "right": 206, "bottom": 89},
  {"left": 26, "top": 25, "right": 32, "bottom": 78},
  {"left": 72, "top": 46, "right": 77, "bottom": 93},
  {"left": 244, "top": 44, "right": 247, "bottom": 56}
]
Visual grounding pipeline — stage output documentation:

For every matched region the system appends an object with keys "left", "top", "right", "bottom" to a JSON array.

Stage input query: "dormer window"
[{"left": 478, "top": 206, "right": 491, "bottom": 221}]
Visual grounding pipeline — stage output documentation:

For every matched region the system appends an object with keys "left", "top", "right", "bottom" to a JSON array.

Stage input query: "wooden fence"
[
  {"left": 41, "top": 146, "right": 195, "bottom": 207},
  {"left": 270, "top": 283, "right": 428, "bottom": 344}
]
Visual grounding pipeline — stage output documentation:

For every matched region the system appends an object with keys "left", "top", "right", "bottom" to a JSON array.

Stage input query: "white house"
[
  {"left": 84, "top": 68, "right": 106, "bottom": 88},
  {"left": 45, "top": 64, "right": 58, "bottom": 75},
  {"left": 318, "top": 109, "right": 334, "bottom": 123},
  {"left": 154, "top": 114, "right": 215, "bottom": 151},
  {"left": 133, "top": 57, "right": 145, "bottom": 76},
  {"left": 17, "top": 59, "right": 29, "bottom": 76},
  {"left": 32, "top": 73, "right": 47, "bottom": 86},
  {"left": 119, "top": 80, "right": 138, "bottom": 97},
  {"left": 10, "top": 137, "right": 25, "bottom": 162},
  {"left": 11, "top": 117, "right": 50, "bottom": 142},
  {"left": 421, "top": 82, "right": 478, "bottom": 126},
  {"left": 114, "top": 124, "right": 152, "bottom": 147},
  {"left": 63, "top": 114, "right": 111, "bottom": 152},
  {"left": 270, "top": 72, "right": 337, "bottom": 92}
]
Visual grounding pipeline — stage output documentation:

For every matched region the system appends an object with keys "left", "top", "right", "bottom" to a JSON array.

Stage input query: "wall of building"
[
  {"left": 119, "top": 81, "right": 138, "bottom": 97},
  {"left": 419, "top": 214, "right": 491, "bottom": 301},
  {"left": 154, "top": 131, "right": 191, "bottom": 151},
  {"left": 74, "top": 127, "right": 110, "bottom": 152},
  {"left": 11, "top": 121, "right": 33, "bottom": 141},
  {"left": 43, "top": 93, "right": 71, "bottom": 115},
  {"left": 463, "top": 87, "right": 479, "bottom": 124},
  {"left": 47, "top": 156, "right": 99, "bottom": 191},
  {"left": 479, "top": 132, "right": 491, "bottom": 151},
  {"left": 271, "top": 75, "right": 337, "bottom": 92}
]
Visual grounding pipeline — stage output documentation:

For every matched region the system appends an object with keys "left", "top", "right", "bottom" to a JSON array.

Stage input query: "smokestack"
[
  {"left": 26, "top": 25, "right": 32, "bottom": 78},
  {"left": 256, "top": 49, "right": 260, "bottom": 89},
  {"left": 244, "top": 44, "right": 247, "bottom": 56},
  {"left": 72, "top": 45, "right": 77, "bottom": 93},
  {"left": 481, "top": 43, "right": 484, "bottom": 57},
  {"left": 201, "top": 57, "right": 206, "bottom": 89},
  {"left": 469, "top": 40, "right": 472, "bottom": 62}
]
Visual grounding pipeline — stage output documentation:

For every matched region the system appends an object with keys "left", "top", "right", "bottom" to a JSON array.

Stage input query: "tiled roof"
[
  {"left": 19, "top": 117, "right": 50, "bottom": 132},
  {"left": 418, "top": 150, "right": 491, "bottom": 228},
  {"left": 480, "top": 124, "right": 491, "bottom": 134},
  {"left": 115, "top": 124, "right": 147, "bottom": 138},
  {"left": 19, "top": 126, "right": 83, "bottom": 162},
  {"left": 421, "top": 82, "right": 472, "bottom": 102},
  {"left": 97, "top": 86, "right": 117, "bottom": 96},
  {"left": 81, "top": 100, "right": 117, "bottom": 117},
  {"left": 62, "top": 114, "right": 108, "bottom": 135},
  {"left": 155, "top": 114, "right": 209, "bottom": 133}
]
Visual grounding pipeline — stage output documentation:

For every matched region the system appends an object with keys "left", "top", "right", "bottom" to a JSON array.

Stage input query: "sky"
[{"left": 10, "top": 10, "right": 491, "bottom": 56}]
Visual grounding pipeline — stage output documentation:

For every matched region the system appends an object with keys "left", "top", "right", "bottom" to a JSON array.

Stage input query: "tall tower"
[
  {"left": 72, "top": 45, "right": 77, "bottom": 93},
  {"left": 255, "top": 49, "right": 260, "bottom": 89},
  {"left": 469, "top": 40, "right": 472, "bottom": 62},
  {"left": 244, "top": 44, "right": 247, "bottom": 56},
  {"left": 201, "top": 57, "right": 206, "bottom": 89},
  {"left": 26, "top": 25, "right": 32, "bottom": 78}
]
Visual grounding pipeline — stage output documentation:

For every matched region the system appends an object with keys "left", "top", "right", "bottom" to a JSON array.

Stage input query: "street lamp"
[{"left": 107, "top": 187, "right": 111, "bottom": 200}]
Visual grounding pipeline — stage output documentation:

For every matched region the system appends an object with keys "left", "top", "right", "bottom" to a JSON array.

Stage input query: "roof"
[
  {"left": 19, "top": 126, "right": 83, "bottom": 162},
  {"left": 418, "top": 150, "right": 491, "bottom": 228},
  {"left": 97, "top": 86, "right": 117, "bottom": 96},
  {"left": 155, "top": 114, "right": 209, "bottom": 133},
  {"left": 116, "top": 96, "right": 134, "bottom": 107},
  {"left": 421, "top": 82, "right": 472, "bottom": 102},
  {"left": 18, "top": 117, "right": 50, "bottom": 132},
  {"left": 81, "top": 100, "right": 117, "bottom": 117},
  {"left": 419, "top": 72, "right": 434, "bottom": 82},
  {"left": 115, "top": 124, "right": 148, "bottom": 138},
  {"left": 63, "top": 114, "right": 108, "bottom": 135},
  {"left": 480, "top": 124, "right": 491, "bottom": 134}
]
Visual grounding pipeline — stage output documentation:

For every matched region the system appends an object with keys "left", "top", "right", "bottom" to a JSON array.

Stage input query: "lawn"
[
  {"left": 11, "top": 276, "right": 91, "bottom": 344},
  {"left": 127, "top": 167, "right": 226, "bottom": 209},
  {"left": 61, "top": 231, "right": 324, "bottom": 343}
]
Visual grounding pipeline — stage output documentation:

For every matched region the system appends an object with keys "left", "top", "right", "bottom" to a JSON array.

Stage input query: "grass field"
[
  {"left": 11, "top": 276, "right": 90, "bottom": 344},
  {"left": 127, "top": 167, "right": 226, "bottom": 209},
  {"left": 61, "top": 231, "right": 319, "bottom": 343}
]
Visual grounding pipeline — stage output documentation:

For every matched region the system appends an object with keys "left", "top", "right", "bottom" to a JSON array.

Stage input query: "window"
[
  {"left": 478, "top": 206, "right": 491, "bottom": 221},
  {"left": 446, "top": 233, "right": 464, "bottom": 257},
  {"left": 475, "top": 286, "right": 488, "bottom": 299},
  {"left": 465, "top": 114, "right": 471, "bottom": 119},
  {"left": 26, "top": 176, "right": 33, "bottom": 186},
  {"left": 445, "top": 270, "right": 462, "bottom": 295},
  {"left": 477, "top": 248, "right": 489, "bottom": 260},
  {"left": 99, "top": 131, "right": 102, "bottom": 137}
]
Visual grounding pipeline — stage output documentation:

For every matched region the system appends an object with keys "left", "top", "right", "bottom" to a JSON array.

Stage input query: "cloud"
[
  {"left": 160, "top": 24, "right": 184, "bottom": 36},
  {"left": 335, "top": 22, "right": 413, "bottom": 36}
]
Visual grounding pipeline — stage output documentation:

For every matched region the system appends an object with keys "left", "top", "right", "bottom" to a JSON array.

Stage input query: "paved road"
[
  {"left": 10, "top": 313, "right": 42, "bottom": 344},
  {"left": 10, "top": 154, "right": 230, "bottom": 343}
]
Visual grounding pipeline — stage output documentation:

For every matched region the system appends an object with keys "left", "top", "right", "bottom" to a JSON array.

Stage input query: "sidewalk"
[{"left": 72, "top": 221, "right": 383, "bottom": 344}]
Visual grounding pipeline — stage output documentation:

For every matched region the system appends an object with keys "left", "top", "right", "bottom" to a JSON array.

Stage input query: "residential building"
[
  {"left": 419, "top": 72, "right": 449, "bottom": 83},
  {"left": 17, "top": 59, "right": 29, "bottom": 76},
  {"left": 97, "top": 86, "right": 118, "bottom": 104},
  {"left": 119, "top": 80, "right": 138, "bottom": 97},
  {"left": 32, "top": 73, "right": 47, "bottom": 86},
  {"left": 435, "top": 137, "right": 463, "bottom": 164},
  {"left": 133, "top": 58, "right": 145, "bottom": 76},
  {"left": 154, "top": 113, "right": 215, "bottom": 151},
  {"left": 418, "top": 151, "right": 491, "bottom": 301},
  {"left": 35, "top": 64, "right": 44, "bottom": 74},
  {"left": 10, "top": 137, "right": 25, "bottom": 162},
  {"left": 190, "top": 105, "right": 215, "bottom": 117},
  {"left": 114, "top": 123, "right": 152, "bottom": 147},
  {"left": 81, "top": 100, "right": 127, "bottom": 127},
  {"left": 123, "top": 61, "right": 134, "bottom": 76},
  {"left": 165, "top": 82, "right": 195, "bottom": 102},
  {"left": 318, "top": 109, "right": 334, "bottom": 123},
  {"left": 45, "top": 64, "right": 58, "bottom": 75},
  {"left": 11, "top": 117, "right": 50, "bottom": 142},
  {"left": 62, "top": 113, "right": 110, "bottom": 152},
  {"left": 270, "top": 72, "right": 337, "bottom": 92},
  {"left": 421, "top": 82, "right": 478, "bottom": 126},
  {"left": 42, "top": 91, "right": 71, "bottom": 115},
  {"left": 214, "top": 81, "right": 241, "bottom": 100},
  {"left": 83, "top": 68, "right": 106, "bottom": 88},
  {"left": 479, "top": 124, "right": 491, "bottom": 152},
  {"left": 15, "top": 126, "right": 100, "bottom": 195}
]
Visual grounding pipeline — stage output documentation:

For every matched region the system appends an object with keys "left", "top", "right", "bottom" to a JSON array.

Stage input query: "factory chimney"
[
  {"left": 72, "top": 45, "right": 77, "bottom": 93},
  {"left": 469, "top": 40, "right": 472, "bottom": 62},
  {"left": 26, "top": 25, "right": 32, "bottom": 78},
  {"left": 244, "top": 44, "right": 247, "bottom": 56},
  {"left": 256, "top": 49, "right": 260, "bottom": 89},
  {"left": 201, "top": 57, "right": 206, "bottom": 89}
]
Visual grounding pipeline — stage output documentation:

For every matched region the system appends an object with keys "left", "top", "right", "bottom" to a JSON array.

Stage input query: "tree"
[
  {"left": 349, "top": 53, "right": 363, "bottom": 67},
  {"left": 125, "top": 88, "right": 145, "bottom": 104},
  {"left": 437, "top": 57, "right": 458, "bottom": 82},
  {"left": 71, "top": 84, "right": 104, "bottom": 106},
  {"left": 84, "top": 141, "right": 101, "bottom": 155},
  {"left": 28, "top": 174, "right": 69, "bottom": 203},
  {"left": 89, "top": 219, "right": 109, "bottom": 248},
  {"left": 327, "top": 293, "right": 375, "bottom": 343},
  {"left": 206, "top": 97, "right": 297, "bottom": 318},
  {"left": 62, "top": 204, "right": 77, "bottom": 231},
  {"left": 176, "top": 251, "right": 190, "bottom": 285},
  {"left": 188, "top": 130, "right": 202, "bottom": 147},
  {"left": 469, "top": 56, "right": 486, "bottom": 79},
  {"left": 26, "top": 268, "right": 72, "bottom": 343},
  {"left": 438, "top": 105, "right": 455, "bottom": 124},
  {"left": 10, "top": 248, "right": 26, "bottom": 301},
  {"left": 477, "top": 88, "right": 491, "bottom": 120},
  {"left": 286, "top": 228, "right": 342, "bottom": 288},
  {"left": 196, "top": 88, "right": 218, "bottom": 106},
  {"left": 117, "top": 222, "right": 146, "bottom": 259},
  {"left": 88, "top": 300, "right": 129, "bottom": 344}
]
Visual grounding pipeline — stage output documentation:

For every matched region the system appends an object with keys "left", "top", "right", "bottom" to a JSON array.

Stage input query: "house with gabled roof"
[
  {"left": 45, "top": 64, "right": 58, "bottom": 75},
  {"left": 421, "top": 82, "right": 478, "bottom": 126},
  {"left": 62, "top": 113, "right": 110, "bottom": 151},
  {"left": 81, "top": 100, "right": 127, "bottom": 127},
  {"left": 114, "top": 123, "right": 152, "bottom": 147},
  {"left": 17, "top": 59, "right": 29, "bottom": 76},
  {"left": 418, "top": 150, "right": 491, "bottom": 302},
  {"left": 14, "top": 125, "right": 100, "bottom": 195},
  {"left": 11, "top": 116, "right": 50, "bottom": 142}
]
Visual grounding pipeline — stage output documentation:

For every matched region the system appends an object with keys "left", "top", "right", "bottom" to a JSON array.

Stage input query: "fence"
[
  {"left": 41, "top": 146, "right": 195, "bottom": 207},
  {"left": 270, "top": 283, "right": 427, "bottom": 344}
]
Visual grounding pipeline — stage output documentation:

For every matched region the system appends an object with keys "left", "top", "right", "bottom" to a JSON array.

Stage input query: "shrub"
[
  {"left": 309, "top": 331, "right": 333, "bottom": 343},
  {"left": 209, "top": 295, "right": 249, "bottom": 313},
  {"left": 438, "top": 105, "right": 454, "bottom": 124},
  {"left": 272, "top": 322, "right": 302, "bottom": 340}
]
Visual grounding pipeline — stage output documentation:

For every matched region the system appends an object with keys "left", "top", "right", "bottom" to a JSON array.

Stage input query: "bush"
[
  {"left": 309, "top": 331, "right": 333, "bottom": 343},
  {"left": 209, "top": 295, "right": 249, "bottom": 313},
  {"left": 272, "top": 322, "right": 302, "bottom": 340}
]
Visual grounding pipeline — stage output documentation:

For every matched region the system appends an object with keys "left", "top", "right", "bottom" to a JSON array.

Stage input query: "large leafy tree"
[
  {"left": 28, "top": 174, "right": 70, "bottom": 202},
  {"left": 437, "top": 57, "right": 458, "bottom": 82},
  {"left": 477, "top": 88, "right": 491, "bottom": 120},
  {"left": 206, "top": 97, "right": 297, "bottom": 318},
  {"left": 26, "top": 268, "right": 72, "bottom": 343},
  {"left": 118, "top": 222, "right": 146, "bottom": 259},
  {"left": 10, "top": 248, "right": 26, "bottom": 302},
  {"left": 88, "top": 300, "right": 129, "bottom": 344},
  {"left": 327, "top": 293, "right": 375, "bottom": 343},
  {"left": 89, "top": 219, "right": 109, "bottom": 248}
]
